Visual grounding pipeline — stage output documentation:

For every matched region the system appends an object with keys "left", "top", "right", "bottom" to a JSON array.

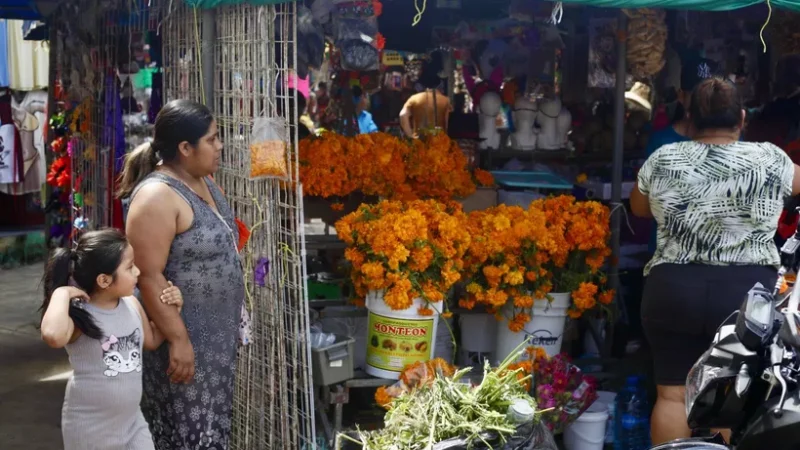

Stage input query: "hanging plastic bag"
[{"left": 249, "top": 117, "right": 288, "bottom": 180}]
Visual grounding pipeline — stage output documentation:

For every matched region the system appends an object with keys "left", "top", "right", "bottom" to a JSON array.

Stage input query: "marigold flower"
[
  {"left": 418, "top": 307, "right": 434, "bottom": 316},
  {"left": 474, "top": 168, "right": 495, "bottom": 186},
  {"left": 375, "top": 386, "right": 393, "bottom": 408},
  {"left": 598, "top": 289, "right": 615, "bottom": 305},
  {"left": 572, "top": 282, "right": 599, "bottom": 311},
  {"left": 337, "top": 199, "right": 470, "bottom": 311},
  {"left": 299, "top": 131, "right": 482, "bottom": 202}
]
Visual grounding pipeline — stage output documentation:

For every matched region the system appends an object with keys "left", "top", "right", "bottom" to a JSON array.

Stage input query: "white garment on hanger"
[
  {"left": 7, "top": 20, "right": 49, "bottom": 91},
  {"left": 0, "top": 124, "right": 18, "bottom": 184},
  {"left": 0, "top": 92, "right": 46, "bottom": 194},
  {"left": 23, "top": 90, "right": 47, "bottom": 182}
]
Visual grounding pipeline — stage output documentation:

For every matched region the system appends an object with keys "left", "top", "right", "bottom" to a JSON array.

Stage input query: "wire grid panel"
[
  {"left": 162, "top": 2, "right": 207, "bottom": 104},
  {"left": 214, "top": 4, "right": 315, "bottom": 449},
  {"left": 50, "top": 1, "right": 158, "bottom": 243}
]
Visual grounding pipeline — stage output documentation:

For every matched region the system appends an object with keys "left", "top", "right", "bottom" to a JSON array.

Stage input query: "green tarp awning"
[{"left": 557, "top": 0, "right": 798, "bottom": 12}]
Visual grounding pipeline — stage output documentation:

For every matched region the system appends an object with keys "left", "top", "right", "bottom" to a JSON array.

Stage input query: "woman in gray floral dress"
[{"left": 120, "top": 99, "right": 245, "bottom": 449}]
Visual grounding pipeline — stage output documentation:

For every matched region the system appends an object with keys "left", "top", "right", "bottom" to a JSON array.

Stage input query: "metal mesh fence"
[
  {"left": 49, "top": 1, "right": 157, "bottom": 243},
  {"left": 163, "top": 2, "right": 315, "bottom": 448},
  {"left": 162, "top": 3, "right": 206, "bottom": 104},
  {"left": 52, "top": 0, "right": 314, "bottom": 445}
]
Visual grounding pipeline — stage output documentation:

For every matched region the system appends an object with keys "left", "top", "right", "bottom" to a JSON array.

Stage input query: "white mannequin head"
[
  {"left": 479, "top": 91, "right": 502, "bottom": 116},
  {"left": 513, "top": 97, "right": 538, "bottom": 126},
  {"left": 539, "top": 97, "right": 562, "bottom": 118}
]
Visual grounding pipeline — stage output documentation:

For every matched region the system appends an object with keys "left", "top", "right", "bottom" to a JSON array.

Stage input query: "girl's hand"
[
  {"left": 160, "top": 281, "right": 183, "bottom": 312},
  {"left": 53, "top": 286, "right": 89, "bottom": 302}
]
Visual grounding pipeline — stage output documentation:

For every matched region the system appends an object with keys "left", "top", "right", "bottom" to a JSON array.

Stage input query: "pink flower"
[
  {"left": 553, "top": 372, "right": 569, "bottom": 390},
  {"left": 537, "top": 383, "right": 555, "bottom": 401}
]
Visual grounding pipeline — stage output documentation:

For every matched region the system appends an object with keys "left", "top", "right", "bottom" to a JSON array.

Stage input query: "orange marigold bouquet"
[
  {"left": 336, "top": 199, "right": 471, "bottom": 313},
  {"left": 374, "top": 358, "right": 456, "bottom": 409},
  {"left": 529, "top": 195, "right": 615, "bottom": 319},
  {"left": 459, "top": 205, "right": 552, "bottom": 331},
  {"left": 406, "top": 132, "right": 478, "bottom": 200},
  {"left": 299, "top": 131, "right": 493, "bottom": 202}
]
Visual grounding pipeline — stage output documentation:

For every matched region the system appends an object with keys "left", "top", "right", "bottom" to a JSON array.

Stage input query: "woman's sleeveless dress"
[
  {"left": 62, "top": 297, "right": 154, "bottom": 450},
  {"left": 133, "top": 173, "right": 245, "bottom": 450}
]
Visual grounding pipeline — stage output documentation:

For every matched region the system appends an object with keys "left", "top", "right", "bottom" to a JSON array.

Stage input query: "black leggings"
[{"left": 641, "top": 263, "right": 777, "bottom": 386}]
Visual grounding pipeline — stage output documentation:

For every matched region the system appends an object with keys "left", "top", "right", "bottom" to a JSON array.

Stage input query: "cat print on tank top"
[{"left": 101, "top": 329, "right": 143, "bottom": 377}]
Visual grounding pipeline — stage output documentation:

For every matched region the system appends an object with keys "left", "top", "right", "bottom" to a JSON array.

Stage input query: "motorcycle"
[{"left": 649, "top": 222, "right": 800, "bottom": 450}]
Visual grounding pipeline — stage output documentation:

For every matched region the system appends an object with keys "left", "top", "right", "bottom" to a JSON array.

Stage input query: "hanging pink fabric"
[
  {"left": 286, "top": 72, "right": 310, "bottom": 99},
  {"left": 462, "top": 65, "right": 504, "bottom": 112}
]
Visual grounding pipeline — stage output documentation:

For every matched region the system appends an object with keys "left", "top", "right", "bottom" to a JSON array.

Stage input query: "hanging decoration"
[
  {"left": 624, "top": 8, "right": 668, "bottom": 79},
  {"left": 334, "top": 0, "right": 381, "bottom": 71},
  {"left": 770, "top": 10, "right": 800, "bottom": 56}
]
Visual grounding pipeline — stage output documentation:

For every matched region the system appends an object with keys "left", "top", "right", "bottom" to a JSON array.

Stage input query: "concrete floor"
[{"left": 0, "top": 263, "right": 69, "bottom": 449}]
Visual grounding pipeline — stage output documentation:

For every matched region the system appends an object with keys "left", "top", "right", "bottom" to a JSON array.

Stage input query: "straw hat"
[{"left": 625, "top": 81, "right": 652, "bottom": 112}]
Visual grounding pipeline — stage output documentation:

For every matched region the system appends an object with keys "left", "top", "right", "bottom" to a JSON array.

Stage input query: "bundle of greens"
[{"left": 340, "top": 360, "right": 537, "bottom": 450}]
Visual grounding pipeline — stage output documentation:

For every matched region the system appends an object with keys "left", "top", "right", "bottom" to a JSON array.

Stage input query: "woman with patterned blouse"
[
  {"left": 119, "top": 100, "right": 244, "bottom": 450},
  {"left": 631, "top": 78, "right": 800, "bottom": 445}
]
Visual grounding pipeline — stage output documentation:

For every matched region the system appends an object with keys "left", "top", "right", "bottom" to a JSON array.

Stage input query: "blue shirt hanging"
[{"left": 0, "top": 20, "right": 9, "bottom": 88}]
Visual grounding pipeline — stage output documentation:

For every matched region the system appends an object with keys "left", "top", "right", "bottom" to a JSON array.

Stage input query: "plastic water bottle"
[{"left": 614, "top": 376, "right": 651, "bottom": 450}]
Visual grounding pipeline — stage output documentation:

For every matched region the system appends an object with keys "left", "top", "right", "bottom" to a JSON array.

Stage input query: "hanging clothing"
[
  {"left": 0, "top": 96, "right": 23, "bottom": 185},
  {"left": 7, "top": 20, "right": 48, "bottom": 91},
  {"left": 0, "top": 124, "right": 18, "bottom": 184},
  {"left": 0, "top": 20, "right": 9, "bottom": 87},
  {"left": 0, "top": 91, "right": 47, "bottom": 194}
]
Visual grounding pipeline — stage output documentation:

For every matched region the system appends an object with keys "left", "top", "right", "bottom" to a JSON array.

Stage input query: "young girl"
[{"left": 41, "top": 228, "right": 182, "bottom": 450}]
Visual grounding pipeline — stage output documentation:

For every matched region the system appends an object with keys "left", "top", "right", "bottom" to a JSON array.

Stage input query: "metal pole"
[
  {"left": 606, "top": 10, "right": 627, "bottom": 357},
  {"left": 201, "top": 9, "right": 216, "bottom": 109},
  {"left": 45, "top": 23, "right": 58, "bottom": 248}
]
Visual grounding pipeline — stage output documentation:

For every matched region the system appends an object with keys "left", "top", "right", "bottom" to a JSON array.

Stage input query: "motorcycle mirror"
[{"left": 736, "top": 284, "right": 776, "bottom": 350}]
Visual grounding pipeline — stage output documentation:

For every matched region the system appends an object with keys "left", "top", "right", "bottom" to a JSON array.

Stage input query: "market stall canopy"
[
  {"left": 556, "top": 0, "right": 798, "bottom": 12},
  {"left": 0, "top": 0, "right": 59, "bottom": 20}
]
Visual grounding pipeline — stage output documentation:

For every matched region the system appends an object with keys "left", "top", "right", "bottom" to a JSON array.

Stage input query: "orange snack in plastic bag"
[{"left": 250, "top": 140, "right": 287, "bottom": 178}]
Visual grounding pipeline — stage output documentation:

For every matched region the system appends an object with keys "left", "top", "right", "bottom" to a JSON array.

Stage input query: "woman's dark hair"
[
  {"left": 42, "top": 229, "right": 129, "bottom": 339},
  {"left": 117, "top": 99, "right": 214, "bottom": 198},
  {"left": 689, "top": 77, "right": 744, "bottom": 132}
]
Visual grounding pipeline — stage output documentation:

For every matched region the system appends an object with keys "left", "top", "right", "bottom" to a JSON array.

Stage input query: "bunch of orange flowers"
[
  {"left": 374, "top": 358, "right": 456, "bottom": 409},
  {"left": 459, "top": 205, "right": 553, "bottom": 331},
  {"left": 528, "top": 195, "right": 615, "bottom": 319},
  {"left": 336, "top": 199, "right": 471, "bottom": 313},
  {"left": 298, "top": 131, "right": 493, "bottom": 201},
  {"left": 505, "top": 346, "right": 550, "bottom": 391}
]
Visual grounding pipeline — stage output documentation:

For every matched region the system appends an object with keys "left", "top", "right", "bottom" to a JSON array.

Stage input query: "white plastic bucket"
[
  {"left": 494, "top": 293, "right": 570, "bottom": 362},
  {"left": 564, "top": 400, "right": 609, "bottom": 450},
  {"left": 365, "top": 290, "right": 439, "bottom": 379},
  {"left": 460, "top": 313, "right": 497, "bottom": 353},
  {"left": 595, "top": 391, "right": 617, "bottom": 443}
]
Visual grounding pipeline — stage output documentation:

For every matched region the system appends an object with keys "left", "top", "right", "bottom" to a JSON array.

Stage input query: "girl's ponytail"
[
  {"left": 42, "top": 247, "right": 103, "bottom": 339},
  {"left": 116, "top": 143, "right": 159, "bottom": 199}
]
